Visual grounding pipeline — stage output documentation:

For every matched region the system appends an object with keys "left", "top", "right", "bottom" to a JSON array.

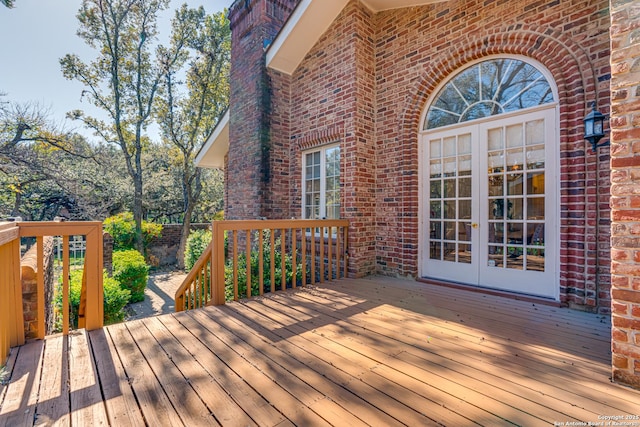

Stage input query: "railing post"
[
  {"left": 80, "top": 224, "right": 104, "bottom": 330},
  {"left": 0, "top": 223, "right": 24, "bottom": 364},
  {"left": 212, "top": 221, "right": 226, "bottom": 305}
]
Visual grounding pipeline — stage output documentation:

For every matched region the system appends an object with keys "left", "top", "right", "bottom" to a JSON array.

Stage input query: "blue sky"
[{"left": 0, "top": 0, "right": 232, "bottom": 136}]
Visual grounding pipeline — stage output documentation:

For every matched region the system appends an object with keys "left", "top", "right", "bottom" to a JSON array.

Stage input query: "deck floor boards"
[{"left": 2, "top": 276, "right": 640, "bottom": 426}]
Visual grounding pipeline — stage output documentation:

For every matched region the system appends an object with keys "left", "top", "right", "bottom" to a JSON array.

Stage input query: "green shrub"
[
  {"left": 54, "top": 269, "right": 130, "bottom": 329},
  {"left": 184, "top": 229, "right": 212, "bottom": 272},
  {"left": 112, "top": 249, "right": 149, "bottom": 303},
  {"left": 103, "top": 212, "right": 162, "bottom": 251},
  {"left": 224, "top": 231, "right": 302, "bottom": 301}
]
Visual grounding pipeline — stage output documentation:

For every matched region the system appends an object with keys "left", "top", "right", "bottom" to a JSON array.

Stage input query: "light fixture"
[{"left": 583, "top": 103, "right": 607, "bottom": 152}]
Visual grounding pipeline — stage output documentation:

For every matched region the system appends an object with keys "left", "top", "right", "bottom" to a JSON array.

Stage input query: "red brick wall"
[
  {"left": 371, "top": 0, "right": 611, "bottom": 311},
  {"left": 228, "top": 0, "right": 612, "bottom": 310},
  {"left": 609, "top": 0, "right": 640, "bottom": 389},
  {"left": 280, "top": 2, "right": 378, "bottom": 277},
  {"left": 226, "top": 0, "right": 297, "bottom": 220},
  {"left": 263, "top": 0, "right": 611, "bottom": 308}
]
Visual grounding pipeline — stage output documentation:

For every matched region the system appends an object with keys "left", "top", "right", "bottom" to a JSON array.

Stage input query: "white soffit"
[
  {"left": 361, "top": 0, "right": 443, "bottom": 12},
  {"left": 266, "top": 0, "right": 444, "bottom": 75},
  {"left": 266, "top": 0, "right": 349, "bottom": 75},
  {"left": 195, "top": 110, "right": 229, "bottom": 169}
]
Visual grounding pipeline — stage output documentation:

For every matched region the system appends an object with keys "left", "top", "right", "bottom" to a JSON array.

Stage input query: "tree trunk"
[
  {"left": 177, "top": 206, "right": 193, "bottom": 270},
  {"left": 133, "top": 173, "right": 144, "bottom": 254}
]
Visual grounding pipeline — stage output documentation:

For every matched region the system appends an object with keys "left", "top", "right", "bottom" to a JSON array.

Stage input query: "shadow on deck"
[{"left": 1, "top": 276, "right": 639, "bottom": 426}]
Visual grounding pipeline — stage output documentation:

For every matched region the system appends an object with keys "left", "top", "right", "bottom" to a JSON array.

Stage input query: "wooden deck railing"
[
  {"left": 175, "top": 219, "right": 349, "bottom": 311},
  {"left": 0, "top": 222, "right": 23, "bottom": 366},
  {"left": 0, "top": 221, "right": 104, "bottom": 365}
]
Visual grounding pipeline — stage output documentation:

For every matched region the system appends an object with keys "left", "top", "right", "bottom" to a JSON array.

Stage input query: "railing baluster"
[
  {"left": 343, "top": 226, "right": 348, "bottom": 278},
  {"left": 246, "top": 230, "right": 252, "bottom": 299},
  {"left": 204, "top": 256, "right": 210, "bottom": 305},
  {"left": 301, "top": 229, "right": 307, "bottom": 286},
  {"left": 174, "top": 219, "right": 349, "bottom": 312},
  {"left": 311, "top": 227, "right": 316, "bottom": 285},
  {"left": 270, "top": 230, "right": 275, "bottom": 294},
  {"left": 280, "top": 229, "right": 286, "bottom": 290},
  {"left": 258, "top": 230, "right": 264, "bottom": 296},
  {"left": 63, "top": 235, "right": 70, "bottom": 334},
  {"left": 233, "top": 230, "right": 238, "bottom": 301},
  {"left": 335, "top": 227, "right": 341, "bottom": 280},
  {"left": 196, "top": 269, "right": 202, "bottom": 308},
  {"left": 291, "top": 228, "right": 297, "bottom": 289},
  {"left": 36, "top": 236, "right": 45, "bottom": 339},
  {"left": 319, "top": 227, "right": 325, "bottom": 283},
  {"left": 328, "top": 226, "right": 333, "bottom": 280}
]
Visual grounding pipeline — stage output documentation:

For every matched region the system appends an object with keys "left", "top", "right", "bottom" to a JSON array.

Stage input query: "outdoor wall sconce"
[{"left": 583, "top": 103, "right": 608, "bottom": 151}]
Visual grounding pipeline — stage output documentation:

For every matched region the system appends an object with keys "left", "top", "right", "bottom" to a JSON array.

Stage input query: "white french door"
[{"left": 421, "top": 107, "right": 557, "bottom": 298}]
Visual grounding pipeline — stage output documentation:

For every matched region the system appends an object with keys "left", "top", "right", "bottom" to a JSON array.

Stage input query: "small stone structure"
[
  {"left": 103, "top": 232, "right": 113, "bottom": 274},
  {"left": 21, "top": 236, "right": 55, "bottom": 339},
  {"left": 146, "top": 223, "right": 210, "bottom": 266}
]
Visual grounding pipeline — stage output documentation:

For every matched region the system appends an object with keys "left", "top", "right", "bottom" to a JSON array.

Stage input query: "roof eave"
[
  {"left": 266, "top": 0, "right": 444, "bottom": 75},
  {"left": 195, "top": 110, "right": 230, "bottom": 170}
]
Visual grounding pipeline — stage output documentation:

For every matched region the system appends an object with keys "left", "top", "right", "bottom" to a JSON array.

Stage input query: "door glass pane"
[
  {"left": 430, "top": 160, "right": 442, "bottom": 178},
  {"left": 488, "top": 175, "right": 503, "bottom": 197},
  {"left": 430, "top": 139, "right": 442, "bottom": 158},
  {"left": 507, "top": 148, "right": 523, "bottom": 172},
  {"left": 526, "top": 119, "right": 544, "bottom": 145},
  {"left": 443, "top": 136, "right": 456, "bottom": 156},
  {"left": 458, "top": 243, "right": 471, "bottom": 264},
  {"left": 430, "top": 201, "right": 441, "bottom": 219},
  {"left": 427, "top": 133, "right": 473, "bottom": 265},
  {"left": 458, "top": 134, "right": 471, "bottom": 154},
  {"left": 510, "top": 198, "right": 523, "bottom": 220},
  {"left": 443, "top": 158, "right": 456, "bottom": 176},
  {"left": 527, "top": 172, "right": 544, "bottom": 195},
  {"left": 488, "top": 128, "right": 503, "bottom": 150},
  {"left": 444, "top": 200, "right": 456, "bottom": 219},
  {"left": 443, "top": 242, "right": 456, "bottom": 262},
  {"left": 458, "top": 155, "right": 472, "bottom": 176},
  {"left": 486, "top": 120, "right": 545, "bottom": 272},
  {"left": 527, "top": 197, "right": 545, "bottom": 219},
  {"left": 459, "top": 177, "right": 471, "bottom": 198},
  {"left": 526, "top": 145, "right": 545, "bottom": 169},
  {"left": 507, "top": 174, "right": 523, "bottom": 196},
  {"left": 430, "top": 180, "right": 441, "bottom": 198},
  {"left": 443, "top": 179, "right": 456, "bottom": 198},
  {"left": 444, "top": 222, "right": 456, "bottom": 240},
  {"left": 506, "top": 124, "right": 523, "bottom": 148},
  {"left": 459, "top": 200, "right": 471, "bottom": 219}
]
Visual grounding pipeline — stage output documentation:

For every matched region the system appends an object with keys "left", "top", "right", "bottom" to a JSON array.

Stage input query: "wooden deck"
[{"left": 2, "top": 277, "right": 640, "bottom": 426}]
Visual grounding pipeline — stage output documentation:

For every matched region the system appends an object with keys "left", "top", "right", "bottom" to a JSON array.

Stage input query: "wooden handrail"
[
  {"left": 175, "top": 219, "right": 349, "bottom": 311},
  {"left": 174, "top": 242, "right": 213, "bottom": 312},
  {"left": 1, "top": 221, "right": 104, "bottom": 365},
  {"left": 19, "top": 222, "right": 104, "bottom": 335}
]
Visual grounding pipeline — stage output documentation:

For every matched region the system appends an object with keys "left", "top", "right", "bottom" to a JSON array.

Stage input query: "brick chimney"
[{"left": 226, "top": 0, "right": 298, "bottom": 220}]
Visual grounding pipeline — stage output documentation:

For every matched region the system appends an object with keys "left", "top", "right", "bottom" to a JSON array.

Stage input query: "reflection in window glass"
[
  {"left": 303, "top": 145, "right": 340, "bottom": 219},
  {"left": 425, "top": 59, "right": 554, "bottom": 130}
]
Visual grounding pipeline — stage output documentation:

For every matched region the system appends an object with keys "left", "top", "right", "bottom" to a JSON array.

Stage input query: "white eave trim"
[
  {"left": 266, "top": 0, "right": 349, "bottom": 75},
  {"left": 266, "top": 0, "right": 444, "bottom": 75},
  {"left": 195, "top": 110, "right": 229, "bottom": 169}
]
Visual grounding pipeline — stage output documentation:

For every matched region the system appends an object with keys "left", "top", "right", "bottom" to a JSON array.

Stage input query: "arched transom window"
[{"left": 424, "top": 58, "right": 555, "bottom": 130}]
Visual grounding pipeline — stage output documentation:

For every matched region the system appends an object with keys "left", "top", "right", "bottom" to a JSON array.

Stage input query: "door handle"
[{"left": 472, "top": 223, "right": 479, "bottom": 229}]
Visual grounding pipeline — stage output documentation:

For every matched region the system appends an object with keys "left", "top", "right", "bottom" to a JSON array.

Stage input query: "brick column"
[
  {"left": 610, "top": 0, "right": 640, "bottom": 389},
  {"left": 226, "top": 0, "right": 297, "bottom": 220}
]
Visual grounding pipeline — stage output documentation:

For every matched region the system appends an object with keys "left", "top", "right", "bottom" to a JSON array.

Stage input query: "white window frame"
[{"left": 302, "top": 143, "right": 340, "bottom": 219}]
